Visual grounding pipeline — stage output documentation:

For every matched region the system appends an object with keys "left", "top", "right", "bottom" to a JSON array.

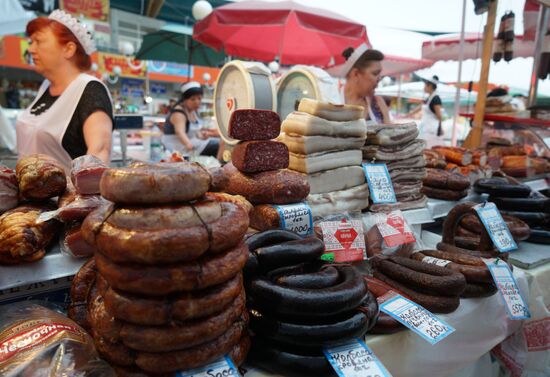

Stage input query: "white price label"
[
  {"left": 485, "top": 261, "right": 530, "bottom": 320},
  {"left": 474, "top": 203, "right": 517, "bottom": 252},
  {"left": 362, "top": 163, "right": 396, "bottom": 204},
  {"left": 323, "top": 338, "right": 392, "bottom": 377},
  {"left": 274, "top": 202, "right": 313, "bottom": 236},
  {"left": 380, "top": 295, "right": 455, "bottom": 344},
  {"left": 422, "top": 256, "right": 451, "bottom": 267},
  {"left": 176, "top": 355, "right": 240, "bottom": 377}
]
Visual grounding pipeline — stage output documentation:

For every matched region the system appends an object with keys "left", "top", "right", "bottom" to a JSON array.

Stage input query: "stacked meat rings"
[
  {"left": 69, "top": 161, "right": 252, "bottom": 376},
  {"left": 474, "top": 177, "right": 550, "bottom": 244},
  {"left": 363, "top": 123, "right": 428, "bottom": 212},
  {"left": 245, "top": 229, "right": 377, "bottom": 377},
  {"left": 212, "top": 109, "right": 310, "bottom": 232},
  {"left": 371, "top": 254, "right": 466, "bottom": 313},
  {"left": 279, "top": 99, "right": 370, "bottom": 218},
  {"left": 421, "top": 168, "right": 471, "bottom": 201},
  {"left": 0, "top": 154, "right": 67, "bottom": 264}
]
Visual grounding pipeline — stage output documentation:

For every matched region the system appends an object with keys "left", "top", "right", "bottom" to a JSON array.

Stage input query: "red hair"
[{"left": 26, "top": 17, "right": 91, "bottom": 71}]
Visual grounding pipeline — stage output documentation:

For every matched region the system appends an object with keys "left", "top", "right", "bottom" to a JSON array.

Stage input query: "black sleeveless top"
[{"left": 164, "top": 107, "right": 189, "bottom": 135}]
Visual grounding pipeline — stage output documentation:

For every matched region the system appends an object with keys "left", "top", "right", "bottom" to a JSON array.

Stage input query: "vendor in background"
[
  {"left": 163, "top": 82, "right": 219, "bottom": 157},
  {"left": 408, "top": 76, "right": 443, "bottom": 147},
  {"left": 17, "top": 10, "right": 113, "bottom": 172},
  {"left": 341, "top": 44, "right": 390, "bottom": 125}
]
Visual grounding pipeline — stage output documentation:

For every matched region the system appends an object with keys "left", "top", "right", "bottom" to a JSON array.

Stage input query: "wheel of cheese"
[{"left": 214, "top": 61, "right": 277, "bottom": 146}]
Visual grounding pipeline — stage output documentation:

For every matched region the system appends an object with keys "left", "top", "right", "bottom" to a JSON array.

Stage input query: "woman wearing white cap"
[
  {"left": 408, "top": 76, "right": 443, "bottom": 147},
  {"left": 163, "top": 81, "right": 219, "bottom": 156},
  {"left": 341, "top": 44, "right": 390, "bottom": 125},
  {"left": 17, "top": 10, "right": 113, "bottom": 172}
]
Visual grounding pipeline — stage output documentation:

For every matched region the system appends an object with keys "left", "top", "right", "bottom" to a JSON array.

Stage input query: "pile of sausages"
[
  {"left": 422, "top": 168, "right": 471, "bottom": 201},
  {"left": 475, "top": 178, "right": 550, "bottom": 244},
  {"left": 363, "top": 123, "right": 428, "bottom": 212},
  {"left": 244, "top": 230, "right": 377, "bottom": 377},
  {"left": 70, "top": 161, "right": 251, "bottom": 376}
]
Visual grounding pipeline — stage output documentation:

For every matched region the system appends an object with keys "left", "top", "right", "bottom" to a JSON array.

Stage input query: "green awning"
[{"left": 136, "top": 30, "right": 226, "bottom": 67}]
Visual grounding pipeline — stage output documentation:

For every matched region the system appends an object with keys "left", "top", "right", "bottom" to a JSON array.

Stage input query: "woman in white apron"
[
  {"left": 340, "top": 44, "right": 390, "bottom": 125},
  {"left": 17, "top": 10, "right": 113, "bottom": 173},
  {"left": 163, "top": 82, "right": 220, "bottom": 157},
  {"left": 416, "top": 76, "right": 443, "bottom": 148}
]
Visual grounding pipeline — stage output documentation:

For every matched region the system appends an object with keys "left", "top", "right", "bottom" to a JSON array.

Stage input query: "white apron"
[
  {"left": 163, "top": 112, "right": 208, "bottom": 155},
  {"left": 419, "top": 92, "right": 441, "bottom": 148},
  {"left": 16, "top": 73, "right": 106, "bottom": 173}
]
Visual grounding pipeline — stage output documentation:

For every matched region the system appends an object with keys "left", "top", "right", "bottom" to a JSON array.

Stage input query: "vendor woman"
[
  {"left": 17, "top": 10, "right": 113, "bottom": 172},
  {"left": 341, "top": 44, "right": 390, "bottom": 125},
  {"left": 163, "top": 82, "right": 220, "bottom": 157}
]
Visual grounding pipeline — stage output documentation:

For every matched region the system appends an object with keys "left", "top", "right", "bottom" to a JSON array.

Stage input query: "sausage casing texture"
[
  {"left": 99, "top": 273, "right": 244, "bottom": 325},
  {"left": 95, "top": 240, "right": 248, "bottom": 295},
  {"left": 373, "top": 271, "right": 460, "bottom": 314},
  {"left": 100, "top": 162, "right": 211, "bottom": 204},
  {"left": 68, "top": 258, "right": 96, "bottom": 330},
  {"left": 473, "top": 178, "right": 532, "bottom": 198},
  {"left": 83, "top": 201, "right": 248, "bottom": 265},
  {"left": 462, "top": 282, "right": 498, "bottom": 298},
  {"left": 489, "top": 195, "right": 550, "bottom": 213},
  {"left": 248, "top": 265, "right": 367, "bottom": 317},
  {"left": 275, "top": 265, "right": 339, "bottom": 289},
  {"left": 246, "top": 229, "right": 302, "bottom": 251},
  {"left": 411, "top": 250, "right": 492, "bottom": 283},
  {"left": 253, "top": 237, "right": 325, "bottom": 271},
  {"left": 372, "top": 255, "right": 466, "bottom": 296}
]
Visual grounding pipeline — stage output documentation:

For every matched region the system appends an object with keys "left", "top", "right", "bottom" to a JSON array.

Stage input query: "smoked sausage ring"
[
  {"left": 98, "top": 273, "right": 244, "bottom": 326},
  {"left": 99, "top": 162, "right": 212, "bottom": 205},
  {"left": 95, "top": 240, "right": 248, "bottom": 295},
  {"left": 82, "top": 201, "right": 249, "bottom": 265},
  {"left": 68, "top": 258, "right": 96, "bottom": 330}
]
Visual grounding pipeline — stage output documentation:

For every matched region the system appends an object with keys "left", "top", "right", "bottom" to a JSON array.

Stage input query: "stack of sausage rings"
[
  {"left": 68, "top": 162, "right": 251, "bottom": 376},
  {"left": 244, "top": 230, "right": 378, "bottom": 377}
]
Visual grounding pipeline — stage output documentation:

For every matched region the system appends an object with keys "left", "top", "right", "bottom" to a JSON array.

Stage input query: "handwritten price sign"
[
  {"left": 362, "top": 163, "right": 396, "bottom": 204},
  {"left": 380, "top": 295, "right": 455, "bottom": 344},
  {"left": 176, "top": 355, "right": 240, "bottom": 377},
  {"left": 323, "top": 338, "right": 392, "bottom": 377},
  {"left": 474, "top": 203, "right": 517, "bottom": 252},
  {"left": 274, "top": 203, "right": 313, "bottom": 236},
  {"left": 485, "top": 261, "right": 530, "bottom": 320}
]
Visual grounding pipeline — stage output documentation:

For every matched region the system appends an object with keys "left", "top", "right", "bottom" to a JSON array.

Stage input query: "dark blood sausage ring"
[
  {"left": 499, "top": 210, "right": 549, "bottom": 228},
  {"left": 245, "top": 230, "right": 303, "bottom": 277},
  {"left": 460, "top": 213, "right": 531, "bottom": 241},
  {"left": 272, "top": 264, "right": 340, "bottom": 289},
  {"left": 82, "top": 200, "right": 249, "bottom": 265},
  {"left": 252, "top": 237, "right": 324, "bottom": 271},
  {"left": 68, "top": 258, "right": 97, "bottom": 330},
  {"left": 473, "top": 178, "right": 532, "bottom": 198},
  {"left": 373, "top": 271, "right": 460, "bottom": 314},
  {"left": 372, "top": 255, "right": 466, "bottom": 296},
  {"left": 98, "top": 273, "right": 244, "bottom": 326},
  {"left": 411, "top": 249, "right": 492, "bottom": 284},
  {"left": 250, "top": 309, "right": 369, "bottom": 348},
  {"left": 95, "top": 240, "right": 248, "bottom": 296},
  {"left": 489, "top": 195, "right": 550, "bottom": 212},
  {"left": 248, "top": 265, "right": 367, "bottom": 318},
  {"left": 99, "top": 162, "right": 212, "bottom": 204},
  {"left": 528, "top": 228, "right": 550, "bottom": 244}
]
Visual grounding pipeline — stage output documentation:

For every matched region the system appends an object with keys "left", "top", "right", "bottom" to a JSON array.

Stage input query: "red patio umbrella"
[{"left": 193, "top": 0, "right": 370, "bottom": 67}]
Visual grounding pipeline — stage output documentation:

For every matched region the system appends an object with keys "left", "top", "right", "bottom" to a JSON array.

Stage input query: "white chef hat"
[
  {"left": 180, "top": 81, "right": 203, "bottom": 99},
  {"left": 340, "top": 43, "right": 369, "bottom": 78}
]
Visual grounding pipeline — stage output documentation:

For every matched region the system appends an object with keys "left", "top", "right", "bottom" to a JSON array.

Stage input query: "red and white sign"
[
  {"left": 321, "top": 219, "right": 366, "bottom": 262},
  {"left": 376, "top": 211, "right": 416, "bottom": 248}
]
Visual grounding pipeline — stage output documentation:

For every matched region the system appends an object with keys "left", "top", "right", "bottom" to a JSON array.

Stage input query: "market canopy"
[
  {"left": 136, "top": 29, "right": 227, "bottom": 67},
  {"left": 193, "top": 0, "right": 369, "bottom": 67},
  {"left": 421, "top": 33, "right": 535, "bottom": 61},
  {"left": 0, "top": 0, "right": 35, "bottom": 36}
]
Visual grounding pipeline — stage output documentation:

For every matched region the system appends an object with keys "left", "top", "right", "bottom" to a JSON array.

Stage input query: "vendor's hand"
[{"left": 185, "top": 143, "right": 194, "bottom": 152}]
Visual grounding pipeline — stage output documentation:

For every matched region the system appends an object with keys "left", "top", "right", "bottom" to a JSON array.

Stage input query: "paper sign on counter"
[
  {"left": 380, "top": 295, "right": 455, "bottom": 344},
  {"left": 323, "top": 338, "right": 392, "bottom": 377},
  {"left": 320, "top": 219, "right": 366, "bottom": 263},
  {"left": 362, "top": 163, "right": 396, "bottom": 204},
  {"left": 374, "top": 210, "right": 416, "bottom": 247},
  {"left": 274, "top": 202, "right": 313, "bottom": 236},
  {"left": 421, "top": 256, "right": 451, "bottom": 267},
  {"left": 176, "top": 355, "right": 240, "bottom": 377},
  {"left": 484, "top": 260, "right": 530, "bottom": 320},
  {"left": 474, "top": 202, "right": 517, "bottom": 252}
]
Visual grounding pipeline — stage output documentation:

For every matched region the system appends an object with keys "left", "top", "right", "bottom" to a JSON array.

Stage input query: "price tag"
[
  {"left": 474, "top": 202, "right": 517, "bottom": 252},
  {"left": 323, "top": 338, "right": 392, "bottom": 377},
  {"left": 380, "top": 295, "right": 455, "bottom": 344},
  {"left": 274, "top": 202, "right": 313, "bottom": 236},
  {"left": 484, "top": 260, "right": 530, "bottom": 320},
  {"left": 374, "top": 210, "right": 416, "bottom": 248},
  {"left": 320, "top": 219, "right": 366, "bottom": 263},
  {"left": 421, "top": 256, "right": 451, "bottom": 267},
  {"left": 362, "top": 163, "right": 396, "bottom": 204},
  {"left": 176, "top": 355, "right": 240, "bottom": 377}
]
